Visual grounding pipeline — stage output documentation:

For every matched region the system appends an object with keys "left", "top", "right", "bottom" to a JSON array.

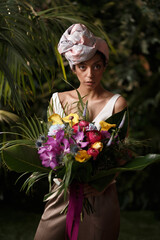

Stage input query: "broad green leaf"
[
  {"left": 89, "top": 154, "right": 160, "bottom": 191},
  {"left": 2, "top": 144, "right": 50, "bottom": 173},
  {"left": 122, "top": 154, "right": 160, "bottom": 170},
  {"left": 90, "top": 174, "right": 115, "bottom": 192}
]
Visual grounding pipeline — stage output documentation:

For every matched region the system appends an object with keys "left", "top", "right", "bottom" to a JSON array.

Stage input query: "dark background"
[{"left": 0, "top": 0, "right": 160, "bottom": 214}]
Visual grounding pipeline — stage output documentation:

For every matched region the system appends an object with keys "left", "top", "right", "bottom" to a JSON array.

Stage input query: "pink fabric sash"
[{"left": 65, "top": 182, "right": 84, "bottom": 240}]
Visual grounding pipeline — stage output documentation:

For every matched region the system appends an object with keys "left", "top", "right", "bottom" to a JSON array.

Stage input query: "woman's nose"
[{"left": 87, "top": 67, "right": 94, "bottom": 77}]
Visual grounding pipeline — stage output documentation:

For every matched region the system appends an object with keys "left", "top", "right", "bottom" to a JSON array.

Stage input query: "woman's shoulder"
[
  {"left": 101, "top": 90, "right": 127, "bottom": 114},
  {"left": 58, "top": 89, "right": 75, "bottom": 97},
  {"left": 114, "top": 95, "right": 127, "bottom": 114},
  {"left": 50, "top": 90, "right": 75, "bottom": 101},
  {"left": 58, "top": 90, "right": 77, "bottom": 102}
]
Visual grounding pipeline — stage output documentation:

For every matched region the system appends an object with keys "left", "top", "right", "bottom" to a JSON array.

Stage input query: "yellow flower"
[
  {"left": 48, "top": 114, "right": 63, "bottom": 125},
  {"left": 99, "top": 121, "right": 116, "bottom": 131},
  {"left": 91, "top": 142, "right": 103, "bottom": 151},
  {"left": 63, "top": 113, "right": 79, "bottom": 127},
  {"left": 75, "top": 150, "right": 91, "bottom": 163}
]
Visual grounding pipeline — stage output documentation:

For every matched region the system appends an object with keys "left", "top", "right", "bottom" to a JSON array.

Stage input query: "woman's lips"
[{"left": 85, "top": 81, "right": 95, "bottom": 85}]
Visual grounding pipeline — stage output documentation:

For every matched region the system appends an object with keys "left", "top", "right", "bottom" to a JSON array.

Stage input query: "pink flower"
[
  {"left": 87, "top": 148, "right": 99, "bottom": 160},
  {"left": 86, "top": 130, "right": 102, "bottom": 144}
]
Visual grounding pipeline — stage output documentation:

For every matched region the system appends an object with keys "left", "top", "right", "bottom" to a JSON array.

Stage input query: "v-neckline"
[
  {"left": 56, "top": 92, "right": 117, "bottom": 122},
  {"left": 91, "top": 95, "right": 117, "bottom": 122}
]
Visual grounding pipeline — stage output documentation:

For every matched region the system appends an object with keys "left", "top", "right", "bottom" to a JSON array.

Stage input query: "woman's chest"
[
  {"left": 59, "top": 94, "right": 110, "bottom": 121},
  {"left": 87, "top": 100, "right": 108, "bottom": 122}
]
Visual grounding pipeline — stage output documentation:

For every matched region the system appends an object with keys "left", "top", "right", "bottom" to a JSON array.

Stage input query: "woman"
[{"left": 34, "top": 23, "right": 127, "bottom": 240}]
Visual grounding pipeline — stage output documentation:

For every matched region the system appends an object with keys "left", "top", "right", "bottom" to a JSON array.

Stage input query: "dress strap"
[
  {"left": 106, "top": 94, "right": 121, "bottom": 116},
  {"left": 93, "top": 94, "right": 121, "bottom": 130},
  {"left": 51, "top": 92, "right": 65, "bottom": 117}
]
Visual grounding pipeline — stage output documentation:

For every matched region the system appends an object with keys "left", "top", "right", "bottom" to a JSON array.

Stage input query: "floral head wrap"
[{"left": 58, "top": 23, "right": 109, "bottom": 69}]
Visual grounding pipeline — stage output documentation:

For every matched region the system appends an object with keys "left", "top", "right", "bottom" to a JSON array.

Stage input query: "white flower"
[
  {"left": 86, "top": 123, "right": 97, "bottom": 131},
  {"left": 48, "top": 124, "right": 65, "bottom": 136}
]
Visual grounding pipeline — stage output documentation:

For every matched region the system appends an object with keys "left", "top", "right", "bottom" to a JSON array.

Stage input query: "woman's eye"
[
  {"left": 79, "top": 65, "right": 86, "bottom": 70},
  {"left": 94, "top": 64, "right": 101, "bottom": 70}
]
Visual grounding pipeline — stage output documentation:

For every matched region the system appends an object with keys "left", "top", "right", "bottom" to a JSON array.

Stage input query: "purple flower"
[
  {"left": 39, "top": 151, "right": 58, "bottom": 169},
  {"left": 118, "top": 111, "right": 126, "bottom": 129},
  {"left": 101, "top": 131, "right": 111, "bottom": 139},
  {"left": 45, "top": 136, "right": 56, "bottom": 146},
  {"left": 82, "top": 104, "right": 87, "bottom": 117},
  {"left": 73, "top": 131, "right": 89, "bottom": 148},
  {"left": 38, "top": 144, "right": 52, "bottom": 154},
  {"left": 61, "top": 138, "right": 70, "bottom": 153},
  {"left": 45, "top": 137, "right": 62, "bottom": 153},
  {"left": 107, "top": 134, "right": 114, "bottom": 147},
  {"left": 38, "top": 135, "right": 63, "bottom": 169},
  {"left": 56, "top": 130, "right": 65, "bottom": 143}
]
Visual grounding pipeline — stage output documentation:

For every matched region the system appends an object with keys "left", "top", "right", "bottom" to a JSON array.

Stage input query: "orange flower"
[
  {"left": 48, "top": 114, "right": 63, "bottom": 125},
  {"left": 91, "top": 142, "right": 103, "bottom": 151},
  {"left": 99, "top": 121, "right": 116, "bottom": 131},
  {"left": 63, "top": 113, "right": 79, "bottom": 127},
  {"left": 75, "top": 150, "right": 91, "bottom": 163}
]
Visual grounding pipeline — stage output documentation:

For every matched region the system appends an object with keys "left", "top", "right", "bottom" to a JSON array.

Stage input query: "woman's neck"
[{"left": 76, "top": 84, "right": 106, "bottom": 100}]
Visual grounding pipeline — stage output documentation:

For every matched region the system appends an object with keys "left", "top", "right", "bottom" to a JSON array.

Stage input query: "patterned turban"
[{"left": 58, "top": 23, "right": 109, "bottom": 69}]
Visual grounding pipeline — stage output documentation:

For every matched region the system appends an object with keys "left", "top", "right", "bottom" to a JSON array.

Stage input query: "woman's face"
[{"left": 74, "top": 52, "right": 106, "bottom": 89}]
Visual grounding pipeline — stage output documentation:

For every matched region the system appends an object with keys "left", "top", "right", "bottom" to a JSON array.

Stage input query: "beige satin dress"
[{"left": 34, "top": 92, "right": 121, "bottom": 240}]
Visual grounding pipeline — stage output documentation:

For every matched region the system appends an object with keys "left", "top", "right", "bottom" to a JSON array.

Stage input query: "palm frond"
[
  {"left": 0, "top": 139, "right": 35, "bottom": 151},
  {"left": 14, "top": 116, "right": 48, "bottom": 140},
  {"left": 0, "top": 0, "right": 90, "bottom": 111},
  {"left": 0, "top": 110, "right": 20, "bottom": 123},
  {"left": 18, "top": 172, "right": 50, "bottom": 194}
]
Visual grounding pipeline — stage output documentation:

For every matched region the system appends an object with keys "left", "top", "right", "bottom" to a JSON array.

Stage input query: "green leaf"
[
  {"left": 20, "top": 172, "right": 48, "bottom": 194},
  {"left": 123, "top": 154, "right": 160, "bottom": 170},
  {"left": 2, "top": 144, "right": 50, "bottom": 173},
  {"left": 89, "top": 154, "right": 160, "bottom": 192},
  {"left": 0, "top": 110, "right": 20, "bottom": 123},
  {"left": 72, "top": 160, "right": 93, "bottom": 183},
  {"left": 90, "top": 174, "right": 115, "bottom": 192},
  {"left": 106, "top": 107, "right": 129, "bottom": 140},
  {"left": 63, "top": 155, "right": 74, "bottom": 198}
]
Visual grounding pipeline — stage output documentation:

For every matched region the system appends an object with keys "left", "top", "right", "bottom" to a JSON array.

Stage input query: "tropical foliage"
[{"left": 0, "top": 0, "right": 160, "bottom": 210}]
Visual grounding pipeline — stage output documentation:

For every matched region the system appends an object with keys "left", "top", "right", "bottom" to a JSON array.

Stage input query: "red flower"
[
  {"left": 79, "top": 120, "right": 89, "bottom": 128},
  {"left": 86, "top": 130, "right": 102, "bottom": 144},
  {"left": 72, "top": 120, "right": 89, "bottom": 133},
  {"left": 87, "top": 148, "right": 99, "bottom": 160},
  {"left": 72, "top": 123, "right": 79, "bottom": 133}
]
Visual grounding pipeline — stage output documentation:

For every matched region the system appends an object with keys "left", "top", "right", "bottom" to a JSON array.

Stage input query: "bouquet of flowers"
[
  {"left": 1, "top": 95, "right": 160, "bottom": 240},
  {"left": 37, "top": 109, "right": 128, "bottom": 196}
]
